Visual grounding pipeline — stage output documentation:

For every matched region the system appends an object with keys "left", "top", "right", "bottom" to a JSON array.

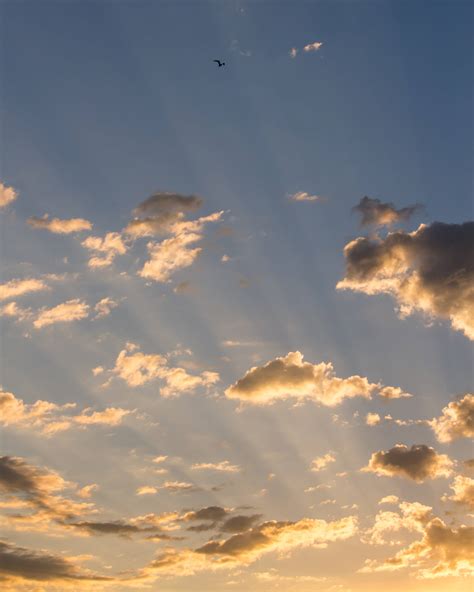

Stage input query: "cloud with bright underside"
[
  {"left": 360, "top": 514, "right": 473, "bottom": 579},
  {"left": 443, "top": 475, "right": 474, "bottom": 509},
  {"left": 141, "top": 515, "right": 357, "bottom": 578},
  {"left": 0, "top": 388, "right": 132, "bottom": 436},
  {"left": 0, "top": 181, "right": 18, "bottom": 208},
  {"left": 311, "top": 453, "right": 335, "bottom": 472},
  {"left": 429, "top": 394, "right": 474, "bottom": 442},
  {"left": 103, "top": 342, "right": 219, "bottom": 396},
  {"left": 225, "top": 351, "right": 409, "bottom": 406},
  {"left": 303, "top": 41, "right": 323, "bottom": 52},
  {"left": 363, "top": 444, "right": 453, "bottom": 482},
  {"left": 0, "top": 278, "right": 50, "bottom": 301},
  {"left": 27, "top": 214, "right": 92, "bottom": 234},
  {"left": 337, "top": 222, "right": 474, "bottom": 340}
]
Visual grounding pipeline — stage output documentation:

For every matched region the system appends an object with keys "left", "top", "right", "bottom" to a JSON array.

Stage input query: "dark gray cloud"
[
  {"left": 337, "top": 222, "right": 474, "bottom": 340},
  {"left": 365, "top": 444, "right": 453, "bottom": 482},
  {"left": 0, "top": 540, "right": 108, "bottom": 582},
  {"left": 220, "top": 514, "right": 263, "bottom": 533},
  {"left": 353, "top": 196, "right": 423, "bottom": 227},
  {"left": 133, "top": 192, "right": 203, "bottom": 216}
]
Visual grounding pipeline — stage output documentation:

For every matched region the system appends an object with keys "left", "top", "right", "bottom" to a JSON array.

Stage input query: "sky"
[{"left": 0, "top": 1, "right": 472, "bottom": 591}]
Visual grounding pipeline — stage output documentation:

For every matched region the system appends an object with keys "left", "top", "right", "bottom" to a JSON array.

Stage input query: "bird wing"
[{"left": 213, "top": 60, "right": 220, "bottom": 64}]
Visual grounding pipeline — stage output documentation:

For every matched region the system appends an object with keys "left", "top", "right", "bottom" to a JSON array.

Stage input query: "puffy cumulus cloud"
[
  {"left": 33, "top": 299, "right": 90, "bottom": 329},
  {"left": 133, "top": 192, "right": 203, "bottom": 216},
  {"left": 0, "top": 540, "right": 110, "bottom": 586},
  {"left": 364, "top": 501, "right": 432, "bottom": 546},
  {"left": 0, "top": 388, "right": 131, "bottom": 436},
  {"left": 352, "top": 196, "right": 422, "bottom": 227},
  {"left": 144, "top": 515, "right": 357, "bottom": 578},
  {"left": 105, "top": 343, "right": 219, "bottom": 396},
  {"left": 0, "top": 181, "right": 18, "bottom": 208},
  {"left": 0, "top": 277, "right": 50, "bottom": 301},
  {"left": 93, "top": 297, "right": 119, "bottom": 320},
  {"left": 125, "top": 212, "right": 184, "bottom": 238},
  {"left": 225, "top": 351, "right": 405, "bottom": 406},
  {"left": 364, "top": 444, "right": 454, "bottom": 482},
  {"left": 77, "top": 484, "right": 99, "bottom": 499},
  {"left": 337, "top": 222, "right": 474, "bottom": 340},
  {"left": 27, "top": 214, "right": 92, "bottom": 234},
  {"left": 366, "top": 412, "right": 381, "bottom": 426},
  {"left": 429, "top": 394, "right": 474, "bottom": 442},
  {"left": 303, "top": 41, "right": 323, "bottom": 52},
  {"left": 191, "top": 460, "right": 241, "bottom": 473},
  {"left": 443, "top": 475, "right": 474, "bottom": 510},
  {"left": 137, "top": 211, "right": 223, "bottom": 282},
  {"left": 81, "top": 232, "right": 128, "bottom": 268},
  {"left": 288, "top": 191, "right": 322, "bottom": 202},
  {"left": 360, "top": 517, "right": 474, "bottom": 579},
  {"left": 311, "top": 452, "right": 336, "bottom": 472}
]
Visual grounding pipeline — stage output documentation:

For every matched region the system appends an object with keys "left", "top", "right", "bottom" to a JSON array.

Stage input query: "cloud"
[
  {"left": 337, "top": 222, "right": 474, "bottom": 340},
  {"left": 191, "top": 461, "right": 241, "bottom": 473},
  {"left": 0, "top": 181, "right": 18, "bottom": 208},
  {"left": 364, "top": 501, "right": 432, "bottom": 546},
  {"left": 0, "top": 456, "right": 94, "bottom": 527},
  {"left": 0, "top": 388, "right": 131, "bottom": 436},
  {"left": 353, "top": 196, "right": 423, "bottom": 227},
  {"left": 0, "top": 278, "right": 50, "bottom": 301},
  {"left": 145, "top": 515, "right": 357, "bottom": 578},
  {"left": 33, "top": 299, "right": 90, "bottom": 329},
  {"left": 289, "top": 47, "right": 298, "bottom": 58},
  {"left": 0, "top": 540, "right": 108, "bottom": 584},
  {"left": 443, "top": 475, "right": 474, "bottom": 510},
  {"left": 27, "top": 215, "right": 92, "bottom": 234},
  {"left": 220, "top": 514, "right": 263, "bottom": 533},
  {"left": 311, "top": 453, "right": 336, "bottom": 472},
  {"left": 105, "top": 343, "right": 219, "bottom": 396},
  {"left": 0, "top": 301, "right": 33, "bottom": 321},
  {"left": 93, "top": 297, "right": 119, "bottom": 320},
  {"left": 360, "top": 517, "right": 474, "bottom": 579},
  {"left": 378, "top": 495, "right": 399, "bottom": 505},
  {"left": 136, "top": 486, "right": 158, "bottom": 496},
  {"left": 77, "top": 484, "right": 99, "bottom": 499},
  {"left": 378, "top": 386, "right": 413, "bottom": 399},
  {"left": 225, "top": 351, "right": 404, "bottom": 406},
  {"left": 429, "top": 394, "right": 474, "bottom": 442},
  {"left": 288, "top": 191, "right": 321, "bottom": 202},
  {"left": 303, "top": 41, "right": 323, "bottom": 52},
  {"left": 133, "top": 192, "right": 203, "bottom": 216},
  {"left": 81, "top": 232, "right": 128, "bottom": 268},
  {"left": 366, "top": 412, "right": 381, "bottom": 426},
  {"left": 137, "top": 211, "right": 223, "bottom": 282},
  {"left": 364, "top": 444, "right": 453, "bottom": 482}
]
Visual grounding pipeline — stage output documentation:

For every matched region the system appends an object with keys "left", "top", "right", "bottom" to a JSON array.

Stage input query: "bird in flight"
[{"left": 213, "top": 59, "right": 225, "bottom": 67}]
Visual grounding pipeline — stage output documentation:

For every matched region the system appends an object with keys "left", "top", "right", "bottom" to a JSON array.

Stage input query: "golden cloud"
[
  {"left": 27, "top": 214, "right": 92, "bottom": 234},
  {"left": 429, "top": 394, "right": 474, "bottom": 442}
]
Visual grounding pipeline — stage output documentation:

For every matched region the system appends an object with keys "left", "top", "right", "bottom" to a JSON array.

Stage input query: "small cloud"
[
  {"left": 366, "top": 412, "right": 381, "bottom": 426},
  {"left": 289, "top": 47, "right": 298, "bottom": 58},
  {"left": 136, "top": 486, "right": 158, "bottom": 496},
  {"left": 303, "top": 41, "right": 323, "bottom": 52},
  {"left": 311, "top": 453, "right": 336, "bottom": 472},
  {"left": 191, "top": 461, "right": 241, "bottom": 473},
  {"left": 33, "top": 299, "right": 90, "bottom": 329},
  {"left": 27, "top": 214, "right": 92, "bottom": 234},
  {"left": 429, "top": 394, "right": 474, "bottom": 443},
  {"left": 77, "top": 484, "right": 99, "bottom": 499},
  {"left": 0, "top": 181, "right": 18, "bottom": 208},
  {"left": 378, "top": 495, "right": 399, "bottom": 505},
  {"left": 288, "top": 191, "right": 322, "bottom": 202},
  {"left": 93, "top": 297, "right": 120, "bottom": 320},
  {"left": 352, "top": 196, "right": 423, "bottom": 228}
]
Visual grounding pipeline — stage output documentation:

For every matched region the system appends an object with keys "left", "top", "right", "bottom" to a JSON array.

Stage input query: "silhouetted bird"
[{"left": 213, "top": 59, "right": 225, "bottom": 67}]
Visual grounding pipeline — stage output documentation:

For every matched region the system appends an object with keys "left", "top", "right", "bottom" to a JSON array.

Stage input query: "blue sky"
[{"left": 0, "top": 1, "right": 472, "bottom": 591}]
